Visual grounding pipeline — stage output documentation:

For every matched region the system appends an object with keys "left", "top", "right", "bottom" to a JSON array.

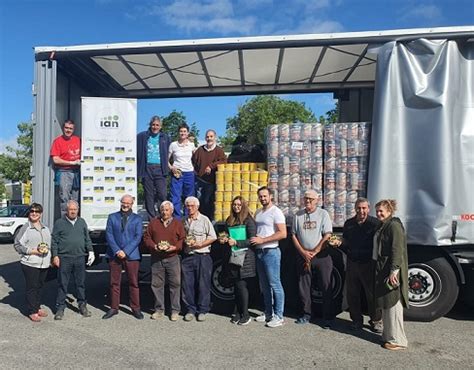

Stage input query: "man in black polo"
[{"left": 339, "top": 197, "right": 382, "bottom": 332}]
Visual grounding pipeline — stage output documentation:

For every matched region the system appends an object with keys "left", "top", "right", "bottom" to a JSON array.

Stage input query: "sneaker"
[
  {"left": 37, "top": 308, "right": 48, "bottom": 317},
  {"left": 151, "top": 311, "right": 164, "bottom": 320},
  {"left": 230, "top": 314, "right": 241, "bottom": 324},
  {"left": 184, "top": 313, "right": 194, "bottom": 322},
  {"left": 350, "top": 321, "right": 363, "bottom": 331},
  {"left": 370, "top": 320, "right": 383, "bottom": 334},
  {"left": 79, "top": 304, "right": 91, "bottom": 318},
  {"left": 238, "top": 316, "right": 251, "bottom": 326},
  {"left": 197, "top": 313, "right": 206, "bottom": 322},
  {"left": 54, "top": 310, "right": 64, "bottom": 321},
  {"left": 296, "top": 315, "right": 310, "bottom": 324},
  {"left": 383, "top": 342, "right": 407, "bottom": 351},
  {"left": 170, "top": 313, "right": 179, "bottom": 322},
  {"left": 255, "top": 314, "right": 271, "bottom": 323},
  {"left": 266, "top": 316, "right": 284, "bottom": 328}
]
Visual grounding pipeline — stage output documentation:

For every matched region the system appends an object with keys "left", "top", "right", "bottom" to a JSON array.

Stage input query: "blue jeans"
[
  {"left": 195, "top": 177, "right": 216, "bottom": 221},
  {"left": 170, "top": 171, "right": 195, "bottom": 219},
  {"left": 256, "top": 247, "right": 285, "bottom": 319},
  {"left": 142, "top": 165, "right": 167, "bottom": 219},
  {"left": 56, "top": 256, "right": 87, "bottom": 311}
]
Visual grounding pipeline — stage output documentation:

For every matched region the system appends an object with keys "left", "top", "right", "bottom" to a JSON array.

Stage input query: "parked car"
[{"left": 0, "top": 205, "right": 29, "bottom": 242}]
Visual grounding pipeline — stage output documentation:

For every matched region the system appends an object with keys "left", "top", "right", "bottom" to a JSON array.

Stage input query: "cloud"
[
  {"left": 400, "top": 4, "right": 442, "bottom": 22},
  {"left": 0, "top": 136, "right": 16, "bottom": 155},
  {"left": 279, "top": 18, "right": 344, "bottom": 35}
]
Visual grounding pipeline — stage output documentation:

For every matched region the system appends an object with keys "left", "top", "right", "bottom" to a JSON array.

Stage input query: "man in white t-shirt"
[{"left": 250, "top": 186, "right": 287, "bottom": 328}]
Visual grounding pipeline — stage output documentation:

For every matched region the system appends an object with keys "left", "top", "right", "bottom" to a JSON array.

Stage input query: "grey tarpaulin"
[{"left": 368, "top": 39, "right": 474, "bottom": 246}]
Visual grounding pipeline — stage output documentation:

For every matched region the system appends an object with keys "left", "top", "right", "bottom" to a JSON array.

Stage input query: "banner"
[{"left": 81, "top": 97, "right": 137, "bottom": 229}]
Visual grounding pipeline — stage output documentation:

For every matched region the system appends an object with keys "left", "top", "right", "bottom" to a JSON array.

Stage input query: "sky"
[{"left": 0, "top": 0, "right": 472, "bottom": 151}]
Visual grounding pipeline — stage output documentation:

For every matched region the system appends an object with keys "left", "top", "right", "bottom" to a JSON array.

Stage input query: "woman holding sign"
[{"left": 219, "top": 196, "right": 257, "bottom": 325}]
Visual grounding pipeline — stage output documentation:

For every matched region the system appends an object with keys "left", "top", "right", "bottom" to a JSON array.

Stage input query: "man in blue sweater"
[
  {"left": 52, "top": 200, "right": 95, "bottom": 320},
  {"left": 103, "top": 194, "right": 144, "bottom": 319},
  {"left": 137, "top": 116, "right": 171, "bottom": 220}
]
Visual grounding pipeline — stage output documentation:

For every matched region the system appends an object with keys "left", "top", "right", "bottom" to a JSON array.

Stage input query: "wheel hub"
[{"left": 408, "top": 267, "right": 436, "bottom": 305}]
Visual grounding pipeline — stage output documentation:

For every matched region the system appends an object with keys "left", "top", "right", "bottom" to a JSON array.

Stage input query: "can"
[
  {"left": 271, "top": 189, "right": 278, "bottom": 204},
  {"left": 268, "top": 174, "right": 279, "bottom": 189},
  {"left": 290, "top": 124, "right": 301, "bottom": 141},
  {"left": 278, "top": 141, "right": 290, "bottom": 154},
  {"left": 313, "top": 157, "right": 323, "bottom": 174},
  {"left": 233, "top": 181, "right": 241, "bottom": 192},
  {"left": 336, "top": 157, "right": 347, "bottom": 173},
  {"left": 347, "top": 140, "right": 359, "bottom": 156},
  {"left": 278, "top": 155, "right": 290, "bottom": 174},
  {"left": 302, "top": 142, "right": 310, "bottom": 157},
  {"left": 300, "top": 157, "right": 311, "bottom": 171},
  {"left": 325, "top": 172, "right": 336, "bottom": 190},
  {"left": 338, "top": 139, "right": 347, "bottom": 157},
  {"left": 278, "top": 174, "right": 290, "bottom": 188},
  {"left": 290, "top": 173, "right": 300, "bottom": 187},
  {"left": 289, "top": 157, "right": 300, "bottom": 174},
  {"left": 311, "top": 140, "right": 323, "bottom": 157},
  {"left": 334, "top": 205, "right": 346, "bottom": 227},
  {"left": 311, "top": 174, "right": 323, "bottom": 191},
  {"left": 300, "top": 172, "right": 312, "bottom": 190},
  {"left": 325, "top": 205, "right": 335, "bottom": 222},
  {"left": 336, "top": 173, "right": 347, "bottom": 190},
  {"left": 337, "top": 123, "right": 348, "bottom": 140},
  {"left": 301, "top": 124, "right": 312, "bottom": 138},
  {"left": 224, "top": 183, "right": 233, "bottom": 192},
  {"left": 335, "top": 190, "right": 347, "bottom": 205},
  {"left": 325, "top": 140, "right": 336, "bottom": 158},
  {"left": 347, "top": 123, "right": 359, "bottom": 140},
  {"left": 348, "top": 173, "right": 359, "bottom": 190},
  {"left": 279, "top": 124, "right": 290, "bottom": 141},
  {"left": 241, "top": 181, "right": 250, "bottom": 191},
  {"left": 346, "top": 202, "right": 356, "bottom": 218},
  {"left": 267, "top": 157, "right": 278, "bottom": 174},
  {"left": 289, "top": 187, "right": 301, "bottom": 207},
  {"left": 324, "top": 124, "right": 336, "bottom": 140},
  {"left": 224, "top": 171, "right": 233, "bottom": 182},
  {"left": 279, "top": 189, "right": 289, "bottom": 203},
  {"left": 358, "top": 123, "right": 370, "bottom": 140},
  {"left": 215, "top": 192, "right": 223, "bottom": 202},
  {"left": 216, "top": 171, "right": 224, "bottom": 183},
  {"left": 267, "top": 124, "right": 279, "bottom": 140},
  {"left": 258, "top": 171, "right": 268, "bottom": 185},
  {"left": 347, "top": 157, "right": 359, "bottom": 173},
  {"left": 325, "top": 157, "right": 336, "bottom": 172},
  {"left": 347, "top": 190, "right": 358, "bottom": 203},
  {"left": 312, "top": 123, "right": 323, "bottom": 140},
  {"left": 250, "top": 171, "right": 259, "bottom": 183},
  {"left": 224, "top": 191, "right": 233, "bottom": 202}
]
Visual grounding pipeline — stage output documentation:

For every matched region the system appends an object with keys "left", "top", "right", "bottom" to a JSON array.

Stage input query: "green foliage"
[
  {"left": 161, "top": 110, "right": 199, "bottom": 143},
  {"left": 0, "top": 122, "right": 33, "bottom": 182},
  {"left": 223, "top": 95, "right": 316, "bottom": 146},
  {"left": 0, "top": 178, "right": 6, "bottom": 201}
]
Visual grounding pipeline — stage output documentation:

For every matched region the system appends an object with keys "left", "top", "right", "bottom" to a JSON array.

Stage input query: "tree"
[
  {"left": 0, "top": 122, "right": 33, "bottom": 182},
  {"left": 161, "top": 110, "right": 199, "bottom": 144},
  {"left": 222, "top": 95, "right": 316, "bottom": 146},
  {"left": 0, "top": 178, "right": 6, "bottom": 202}
]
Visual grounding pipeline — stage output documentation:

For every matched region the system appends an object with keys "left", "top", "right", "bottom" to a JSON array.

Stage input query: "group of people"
[{"left": 14, "top": 116, "right": 409, "bottom": 352}]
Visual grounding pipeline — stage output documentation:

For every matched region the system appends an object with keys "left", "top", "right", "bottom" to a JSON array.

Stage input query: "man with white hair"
[
  {"left": 292, "top": 189, "right": 334, "bottom": 328},
  {"left": 181, "top": 196, "right": 217, "bottom": 322},
  {"left": 103, "top": 195, "right": 144, "bottom": 320},
  {"left": 52, "top": 200, "right": 94, "bottom": 320},
  {"left": 192, "top": 129, "right": 227, "bottom": 220},
  {"left": 143, "top": 201, "right": 186, "bottom": 321}
]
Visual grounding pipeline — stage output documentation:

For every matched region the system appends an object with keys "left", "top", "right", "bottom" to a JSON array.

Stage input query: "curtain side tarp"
[
  {"left": 81, "top": 97, "right": 137, "bottom": 230},
  {"left": 368, "top": 39, "right": 474, "bottom": 246}
]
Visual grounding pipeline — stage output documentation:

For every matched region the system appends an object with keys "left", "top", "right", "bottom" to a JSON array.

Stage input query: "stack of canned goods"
[
  {"left": 266, "top": 123, "right": 324, "bottom": 222},
  {"left": 324, "top": 122, "right": 371, "bottom": 226}
]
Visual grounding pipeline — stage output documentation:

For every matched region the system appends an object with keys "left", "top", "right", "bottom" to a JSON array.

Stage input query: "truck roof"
[{"left": 34, "top": 26, "right": 474, "bottom": 98}]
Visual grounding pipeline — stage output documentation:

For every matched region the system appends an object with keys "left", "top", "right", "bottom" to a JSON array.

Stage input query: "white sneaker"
[
  {"left": 255, "top": 314, "right": 270, "bottom": 323},
  {"left": 266, "top": 316, "right": 284, "bottom": 328}
]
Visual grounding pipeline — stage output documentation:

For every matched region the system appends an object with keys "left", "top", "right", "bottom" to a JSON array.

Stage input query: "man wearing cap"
[
  {"left": 192, "top": 129, "right": 227, "bottom": 220},
  {"left": 337, "top": 197, "right": 383, "bottom": 332},
  {"left": 137, "top": 115, "right": 171, "bottom": 219},
  {"left": 292, "top": 189, "right": 334, "bottom": 328}
]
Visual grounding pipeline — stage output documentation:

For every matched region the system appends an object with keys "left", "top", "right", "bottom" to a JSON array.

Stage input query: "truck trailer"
[{"left": 32, "top": 26, "right": 474, "bottom": 321}]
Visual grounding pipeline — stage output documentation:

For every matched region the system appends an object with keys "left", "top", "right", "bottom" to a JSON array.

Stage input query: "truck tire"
[
  {"left": 210, "top": 259, "right": 234, "bottom": 314},
  {"left": 404, "top": 256, "right": 459, "bottom": 322}
]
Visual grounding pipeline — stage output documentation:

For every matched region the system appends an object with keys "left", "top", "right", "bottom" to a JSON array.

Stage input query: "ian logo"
[{"left": 100, "top": 115, "right": 120, "bottom": 129}]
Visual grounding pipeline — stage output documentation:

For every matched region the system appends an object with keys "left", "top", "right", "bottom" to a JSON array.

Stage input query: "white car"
[{"left": 0, "top": 205, "right": 29, "bottom": 242}]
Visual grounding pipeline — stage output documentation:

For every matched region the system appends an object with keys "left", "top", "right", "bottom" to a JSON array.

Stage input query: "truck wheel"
[
  {"left": 405, "top": 256, "right": 459, "bottom": 321},
  {"left": 210, "top": 259, "right": 234, "bottom": 314}
]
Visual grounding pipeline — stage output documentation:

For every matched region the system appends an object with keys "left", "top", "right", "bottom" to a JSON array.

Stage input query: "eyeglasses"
[
  {"left": 121, "top": 202, "right": 133, "bottom": 205},
  {"left": 304, "top": 197, "right": 316, "bottom": 201},
  {"left": 30, "top": 210, "right": 41, "bottom": 214}
]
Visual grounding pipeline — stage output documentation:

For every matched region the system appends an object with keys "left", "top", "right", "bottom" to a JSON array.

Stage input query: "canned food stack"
[
  {"left": 214, "top": 162, "right": 268, "bottom": 222},
  {"left": 324, "top": 122, "right": 371, "bottom": 226},
  {"left": 266, "top": 123, "right": 324, "bottom": 222}
]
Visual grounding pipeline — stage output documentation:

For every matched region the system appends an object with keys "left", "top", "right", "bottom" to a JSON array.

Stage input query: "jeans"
[
  {"left": 56, "top": 256, "right": 87, "bottom": 310},
  {"left": 109, "top": 258, "right": 140, "bottom": 311},
  {"left": 195, "top": 177, "right": 216, "bottom": 220},
  {"left": 181, "top": 253, "right": 212, "bottom": 315},
  {"left": 142, "top": 165, "right": 167, "bottom": 219},
  {"left": 170, "top": 171, "right": 195, "bottom": 219},
  {"left": 255, "top": 247, "right": 285, "bottom": 319},
  {"left": 21, "top": 264, "right": 48, "bottom": 315},
  {"left": 151, "top": 255, "right": 181, "bottom": 313},
  {"left": 297, "top": 251, "right": 334, "bottom": 320},
  {"left": 58, "top": 170, "right": 79, "bottom": 217}
]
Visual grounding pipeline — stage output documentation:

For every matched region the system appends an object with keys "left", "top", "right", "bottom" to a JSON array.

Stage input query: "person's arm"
[
  {"left": 388, "top": 221, "right": 405, "bottom": 285},
  {"left": 210, "top": 147, "right": 227, "bottom": 169},
  {"left": 122, "top": 215, "right": 143, "bottom": 256},
  {"left": 168, "top": 143, "right": 175, "bottom": 170},
  {"left": 143, "top": 220, "right": 158, "bottom": 251},
  {"left": 105, "top": 215, "right": 122, "bottom": 256},
  {"left": 250, "top": 223, "right": 287, "bottom": 245},
  {"left": 13, "top": 224, "right": 40, "bottom": 255},
  {"left": 51, "top": 221, "right": 61, "bottom": 267},
  {"left": 193, "top": 218, "right": 217, "bottom": 250},
  {"left": 52, "top": 156, "right": 80, "bottom": 166},
  {"left": 82, "top": 219, "right": 93, "bottom": 253}
]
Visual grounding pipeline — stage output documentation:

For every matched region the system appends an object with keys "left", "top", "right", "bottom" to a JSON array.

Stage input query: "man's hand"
[
  {"left": 116, "top": 250, "right": 126, "bottom": 259},
  {"left": 52, "top": 256, "right": 60, "bottom": 268},
  {"left": 250, "top": 236, "right": 264, "bottom": 245},
  {"left": 86, "top": 251, "right": 95, "bottom": 266},
  {"left": 204, "top": 166, "right": 212, "bottom": 175}
]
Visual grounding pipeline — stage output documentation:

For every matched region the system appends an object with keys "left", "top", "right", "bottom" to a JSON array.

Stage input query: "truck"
[{"left": 32, "top": 26, "right": 474, "bottom": 321}]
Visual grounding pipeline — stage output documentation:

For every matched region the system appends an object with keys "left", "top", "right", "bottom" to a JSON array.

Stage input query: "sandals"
[{"left": 28, "top": 313, "right": 41, "bottom": 322}]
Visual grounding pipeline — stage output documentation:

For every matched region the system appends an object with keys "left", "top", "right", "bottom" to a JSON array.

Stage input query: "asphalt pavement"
[{"left": 0, "top": 243, "right": 473, "bottom": 369}]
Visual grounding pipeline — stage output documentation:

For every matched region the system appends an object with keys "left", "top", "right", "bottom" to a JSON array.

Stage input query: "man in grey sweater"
[{"left": 52, "top": 200, "right": 95, "bottom": 320}]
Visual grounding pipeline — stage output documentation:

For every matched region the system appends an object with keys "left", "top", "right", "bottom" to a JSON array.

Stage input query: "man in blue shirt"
[{"left": 137, "top": 116, "right": 171, "bottom": 219}]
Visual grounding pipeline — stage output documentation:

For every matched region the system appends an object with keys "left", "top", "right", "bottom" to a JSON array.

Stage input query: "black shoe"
[
  {"left": 102, "top": 309, "right": 118, "bottom": 319},
  {"left": 322, "top": 319, "right": 334, "bottom": 329},
  {"left": 133, "top": 310, "right": 144, "bottom": 320},
  {"left": 230, "top": 314, "right": 241, "bottom": 324},
  {"left": 79, "top": 303, "right": 91, "bottom": 317},
  {"left": 54, "top": 310, "right": 64, "bottom": 321},
  {"left": 238, "top": 316, "right": 251, "bottom": 326}
]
